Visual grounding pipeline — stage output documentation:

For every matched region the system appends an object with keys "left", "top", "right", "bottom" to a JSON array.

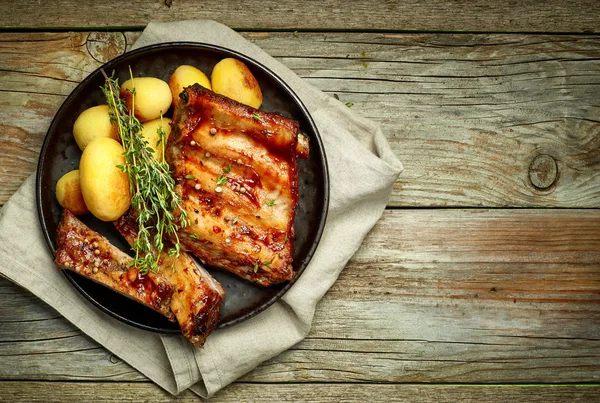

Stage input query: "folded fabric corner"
[{"left": 0, "top": 19, "right": 403, "bottom": 399}]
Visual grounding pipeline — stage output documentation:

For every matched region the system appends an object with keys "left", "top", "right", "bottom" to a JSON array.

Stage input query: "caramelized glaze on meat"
[
  {"left": 168, "top": 85, "right": 309, "bottom": 286},
  {"left": 115, "top": 210, "right": 224, "bottom": 346},
  {"left": 55, "top": 209, "right": 174, "bottom": 320}
]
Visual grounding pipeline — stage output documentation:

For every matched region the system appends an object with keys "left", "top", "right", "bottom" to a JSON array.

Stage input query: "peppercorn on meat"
[
  {"left": 55, "top": 209, "right": 175, "bottom": 320},
  {"left": 115, "top": 209, "right": 224, "bottom": 346},
  {"left": 168, "top": 85, "right": 309, "bottom": 286}
]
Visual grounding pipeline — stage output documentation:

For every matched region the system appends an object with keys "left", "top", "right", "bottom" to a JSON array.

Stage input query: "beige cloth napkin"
[{"left": 0, "top": 20, "right": 402, "bottom": 398}]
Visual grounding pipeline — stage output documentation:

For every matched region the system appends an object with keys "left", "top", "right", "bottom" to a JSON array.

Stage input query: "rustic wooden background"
[{"left": 1, "top": 1, "right": 599, "bottom": 401}]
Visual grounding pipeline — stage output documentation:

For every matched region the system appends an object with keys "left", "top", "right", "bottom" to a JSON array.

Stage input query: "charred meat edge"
[
  {"left": 115, "top": 209, "right": 224, "bottom": 346},
  {"left": 55, "top": 209, "right": 175, "bottom": 321}
]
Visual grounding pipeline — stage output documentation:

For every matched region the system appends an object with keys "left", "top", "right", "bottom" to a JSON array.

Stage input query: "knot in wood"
[
  {"left": 86, "top": 32, "right": 126, "bottom": 64},
  {"left": 528, "top": 154, "right": 557, "bottom": 190}
]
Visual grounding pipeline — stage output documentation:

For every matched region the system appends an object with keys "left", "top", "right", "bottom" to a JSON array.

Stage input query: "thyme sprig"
[{"left": 101, "top": 68, "right": 188, "bottom": 274}]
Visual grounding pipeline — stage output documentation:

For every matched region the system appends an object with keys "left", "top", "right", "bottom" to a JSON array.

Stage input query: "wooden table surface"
[{"left": 1, "top": 1, "right": 600, "bottom": 401}]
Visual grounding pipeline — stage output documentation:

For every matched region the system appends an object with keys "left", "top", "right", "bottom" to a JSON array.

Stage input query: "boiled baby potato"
[
  {"left": 120, "top": 77, "right": 172, "bottom": 122},
  {"left": 55, "top": 170, "right": 89, "bottom": 215},
  {"left": 211, "top": 58, "right": 263, "bottom": 109},
  {"left": 79, "top": 137, "right": 131, "bottom": 222},
  {"left": 139, "top": 117, "right": 172, "bottom": 162},
  {"left": 73, "top": 105, "right": 119, "bottom": 151},
  {"left": 169, "top": 65, "right": 211, "bottom": 107}
]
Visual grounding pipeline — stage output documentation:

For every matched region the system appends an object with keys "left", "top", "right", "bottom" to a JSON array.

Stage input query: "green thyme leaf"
[
  {"left": 252, "top": 112, "right": 261, "bottom": 121},
  {"left": 232, "top": 216, "right": 239, "bottom": 224},
  {"left": 266, "top": 199, "right": 276, "bottom": 207},
  {"left": 156, "top": 122, "right": 167, "bottom": 161},
  {"left": 101, "top": 68, "right": 188, "bottom": 275},
  {"left": 223, "top": 164, "right": 231, "bottom": 173},
  {"left": 216, "top": 175, "right": 228, "bottom": 185},
  {"left": 263, "top": 261, "right": 272, "bottom": 265},
  {"left": 253, "top": 263, "right": 259, "bottom": 273},
  {"left": 185, "top": 174, "right": 195, "bottom": 179},
  {"left": 345, "top": 102, "right": 354, "bottom": 108}
]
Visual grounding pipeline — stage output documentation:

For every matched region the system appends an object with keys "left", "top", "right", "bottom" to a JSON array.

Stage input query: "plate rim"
[{"left": 35, "top": 41, "right": 330, "bottom": 334}]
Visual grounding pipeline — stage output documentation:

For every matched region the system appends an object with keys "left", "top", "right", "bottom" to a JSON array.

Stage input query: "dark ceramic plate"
[{"left": 36, "top": 42, "right": 329, "bottom": 333}]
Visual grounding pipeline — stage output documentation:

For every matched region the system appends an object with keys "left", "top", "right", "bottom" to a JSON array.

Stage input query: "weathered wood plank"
[
  {"left": 1, "top": 0, "right": 599, "bottom": 33},
  {"left": 269, "top": 33, "right": 600, "bottom": 207},
  {"left": 1, "top": 32, "right": 599, "bottom": 207},
  {"left": 1, "top": 382, "right": 599, "bottom": 403},
  {"left": 1, "top": 210, "right": 598, "bottom": 383}
]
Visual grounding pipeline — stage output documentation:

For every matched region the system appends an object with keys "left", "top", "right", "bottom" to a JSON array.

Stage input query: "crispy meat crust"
[
  {"left": 115, "top": 210, "right": 224, "bottom": 346},
  {"left": 55, "top": 210, "right": 175, "bottom": 320},
  {"left": 168, "top": 85, "right": 309, "bottom": 286}
]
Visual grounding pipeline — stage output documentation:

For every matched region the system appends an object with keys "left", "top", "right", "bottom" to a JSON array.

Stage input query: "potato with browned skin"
[
  {"left": 211, "top": 58, "right": 263, "bottom": 109},
  {"left": 55, "top": 170, "right": 88, "bottom": 215},
  {"left": 169, "top": 65, "right": 211, "bottom": 108}
]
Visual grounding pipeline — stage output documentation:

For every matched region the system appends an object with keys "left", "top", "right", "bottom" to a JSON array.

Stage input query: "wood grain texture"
[
  {"left": 255, "top": 32, "right": 600, "bottom": 208},
  {"left": 1, "top": 382, "right": 599, "bottom": 403},
  {"left": 1, "top": 210, "right": 599, "bottom": 384},
  {"left": 1, "top": 32, "right": 599, "bottom": 207},
  {"left": 1, "top": 0, "right": 599, "bottom": 33},
  {"left": 2, "top": 4, "right": 599, "bottom": 400}
]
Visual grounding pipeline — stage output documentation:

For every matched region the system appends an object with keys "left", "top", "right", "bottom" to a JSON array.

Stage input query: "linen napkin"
[{"left": 0, "top": 20, "right": 402, "bottom": 398}]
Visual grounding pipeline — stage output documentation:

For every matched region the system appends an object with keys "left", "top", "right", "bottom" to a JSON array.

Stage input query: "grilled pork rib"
[
  {"left": 115, "top": 210, "right": 224, "bottom": 346},
  {"left": 168, "top": 85, "right": 309, "bottom": 286},
  {"left": 55, "top": 209, "right": 175, "bottom": 320}
]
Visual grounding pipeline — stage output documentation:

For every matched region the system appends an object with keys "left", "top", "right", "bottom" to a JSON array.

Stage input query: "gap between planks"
[
  {"left": 1, "top": 0, "right": 600, "bottom": 33},
  {"left": 0, "top": 381, "right": 599, "bottom": 403},
  {"left": 1, "top": 32, "right": 599, "bottom": 207},
  {"left": 0, "top": 209, "right": 598, "bottom": 384}
]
